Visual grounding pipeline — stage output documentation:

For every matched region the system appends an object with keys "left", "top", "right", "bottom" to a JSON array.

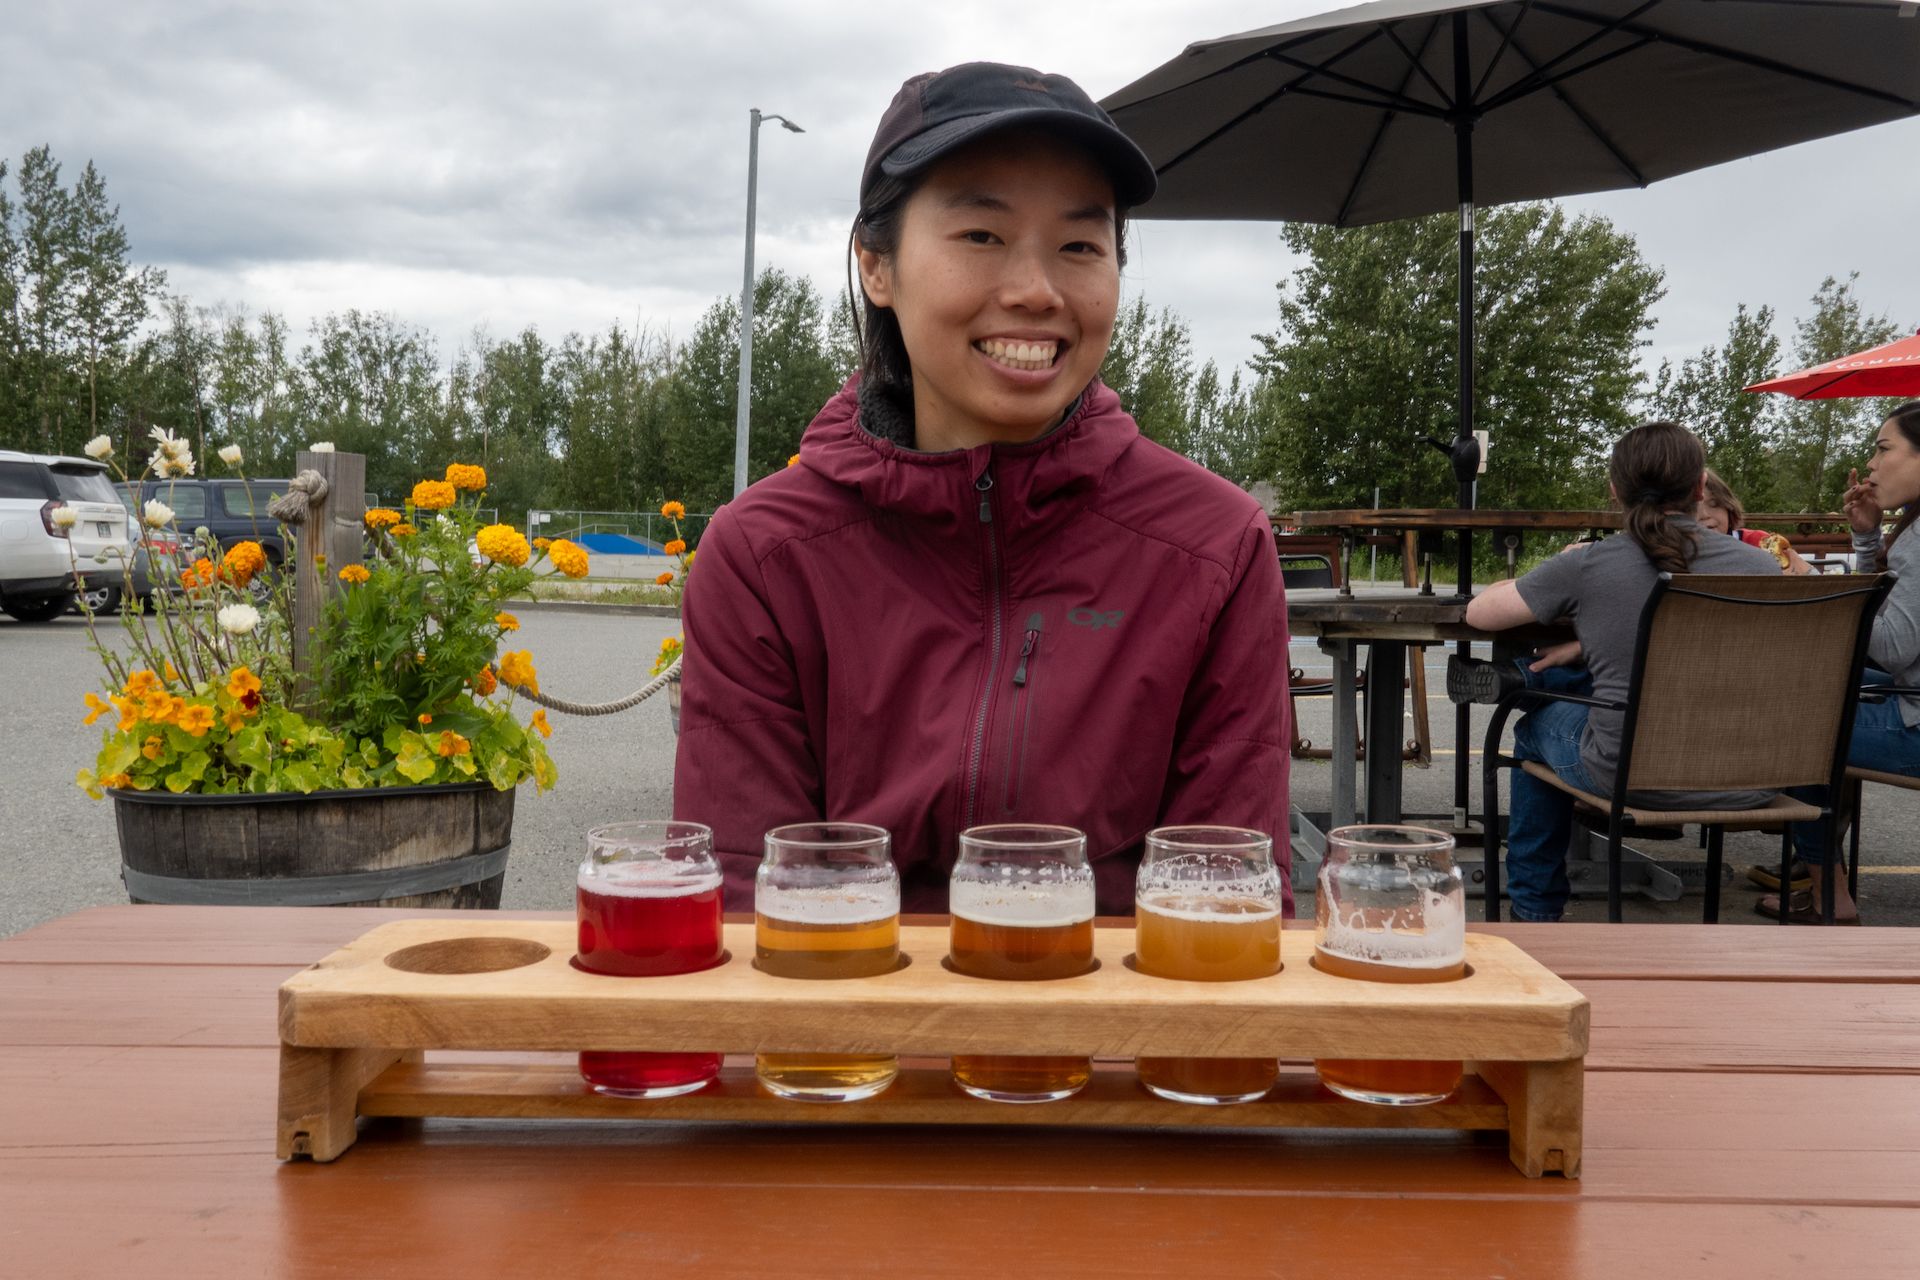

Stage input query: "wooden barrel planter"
[{"left": 112, "top": 782, "right": 515, "bottom": 908}]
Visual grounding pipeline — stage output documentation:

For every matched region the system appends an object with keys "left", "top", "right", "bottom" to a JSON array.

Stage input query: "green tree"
[
  {"left": 1772, "top": 275, "right": 1904, "bottom": 511},
  {"left": 14, "top": 145, "right": 80, "bottom": 454},
  {"left": 69, "top": 160, "right": 164, "bottom": 446},
  {"left": 291, "top": 310, "right": 448, "bottom": 502},
  {"left": 1102, "top": 297, "right": 1198, "bottom": 454},
  {"left": 1646, "top": 303, "right": 1782, "bottom": 509},
  {"left": 1251, "top": 203, "right": 1665, "bottom": 512}
]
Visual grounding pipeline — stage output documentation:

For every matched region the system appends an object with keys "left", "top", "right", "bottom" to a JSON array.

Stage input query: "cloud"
[{"left": 4, "top": 0, "right": 1915, "bottom": 385}]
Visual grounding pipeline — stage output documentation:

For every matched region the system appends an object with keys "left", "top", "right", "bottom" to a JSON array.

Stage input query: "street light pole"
[{"left": 733, "top": 108, "right": 803, "bottom": 498}]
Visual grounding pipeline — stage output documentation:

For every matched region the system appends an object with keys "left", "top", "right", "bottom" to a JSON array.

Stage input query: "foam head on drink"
[
  {"left": 755, "top": 883, "right": 899, "bottom": 979},
  {"left": 948, "top": 877, "right": 1096, "bottom": 1102},
  {"left": 1313, "top": 888, "right": 1466, "bottom": 1104}
]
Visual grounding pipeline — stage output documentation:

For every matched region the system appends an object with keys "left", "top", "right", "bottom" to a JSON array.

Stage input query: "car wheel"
[
  {"left": 75, "top": 583, "right": 122, "bottom": 615},
  {"left": 3, "top": 593, "right": 76, "bottom": 623}
]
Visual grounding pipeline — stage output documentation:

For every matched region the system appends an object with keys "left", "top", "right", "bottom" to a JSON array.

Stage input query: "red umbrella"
[{"left": 1745, "top": 330, "right": 1920, "bottom": 400}]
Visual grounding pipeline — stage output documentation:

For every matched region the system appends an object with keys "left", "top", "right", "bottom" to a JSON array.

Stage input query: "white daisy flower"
[
  {"left": 51, "top": 506, "right": 78, "bottom": 528},
  {"left": 84, "top": 435, "right": 112, "bottom": 459},
  {"left": 142, "top": 499, "right": 174, "bottom": 528},
  {"left": 218, "top": 444, "right": 243, "bottom": 466}
]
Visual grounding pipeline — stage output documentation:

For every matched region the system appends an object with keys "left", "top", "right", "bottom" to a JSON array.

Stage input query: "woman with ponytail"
[
  {"left": 1460, "top": 422, "right": 1779, "bottom": 921},
  {"left": 1761, "top": 400, "right": 1920, "bottom": 923}
]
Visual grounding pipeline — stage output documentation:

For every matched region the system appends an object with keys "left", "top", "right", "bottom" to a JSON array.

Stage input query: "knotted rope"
[
  {"left": 267, "top": 470, "right": 330, "bottom": 525},
  {"left": 514, "top": 654, "right": 680, "bottom": 716}
]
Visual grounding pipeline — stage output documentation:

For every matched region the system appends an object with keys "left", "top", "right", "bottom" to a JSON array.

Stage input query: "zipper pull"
[
  {"left": 1012, "top": 612, "right": 1042, "bottom": 685},
  {"left": 975, "top": 471, "right": 993, "bottom": 523}
]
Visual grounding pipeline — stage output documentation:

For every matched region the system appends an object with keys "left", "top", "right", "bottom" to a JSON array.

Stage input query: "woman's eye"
[
  {"left": 1063, "top": 241, "right": 1103, "bottom": 255},
  {"left": 961, "top": 230, "right": 997, "bottom": 245}
]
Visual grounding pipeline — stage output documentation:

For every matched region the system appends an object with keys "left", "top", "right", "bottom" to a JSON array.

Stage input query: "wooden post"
[{"left": 290, "top": 450, "right": 366, "bottom": 704}]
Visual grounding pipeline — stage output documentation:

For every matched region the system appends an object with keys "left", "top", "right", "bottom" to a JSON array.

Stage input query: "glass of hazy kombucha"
[
  {"left": 574, "top": 821, "right": 725, "bottom": 1098},
  {"left": 948, "top": 824, "right": 1096, "bottom": 1103},
  {"left": 1134, "top": 826, "right": 1283, "bottom": 1104},
  {"left": 1313, "top": 825, "right": 1466, "bottom": 1106},
  {"left": 754, "top": 822, "right": 901, "bottom": 1102}
]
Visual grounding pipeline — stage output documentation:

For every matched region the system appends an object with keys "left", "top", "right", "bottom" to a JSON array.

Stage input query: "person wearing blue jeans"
[
  {"left": 1764, "top": 400, "right": 1920, "bottom": 924},
  {"left": 1491, "top": 657, "right": 1598, "bottom": 922}
]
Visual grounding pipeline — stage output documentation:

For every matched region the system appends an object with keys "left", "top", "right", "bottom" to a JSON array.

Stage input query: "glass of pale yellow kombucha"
[
  {"left": 1134, "top": 826, "right": 1283, "bottom": 1104},
  {"left": 948, "top": 824, "right": 1096, "bottom": 1103},
  {"left": 754, "top": 822, "right": 900, "bottom": 1102},
  {"left": 1313, "top": 824, "right": 1466, "bottom": 1105}
]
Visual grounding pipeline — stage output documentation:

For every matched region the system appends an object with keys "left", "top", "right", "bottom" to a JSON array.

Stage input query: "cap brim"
[{"left": 879, "top": 108, "right": 1157, "bottom": 207}]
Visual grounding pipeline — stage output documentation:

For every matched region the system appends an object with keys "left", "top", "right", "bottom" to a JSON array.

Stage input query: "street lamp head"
[{"left": 779, "top": 119, "right": 805, "bottom": 134}]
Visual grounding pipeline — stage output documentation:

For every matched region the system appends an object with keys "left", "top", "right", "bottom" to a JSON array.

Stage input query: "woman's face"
[
  {"left": 858, "top": 131, "right": 1119, "bottom": 448},
  {"left": 1868, "top": 420, "right": 1920, "bottom": 509},
  {"left": 1696, "top": 500, "right": 1731, "bottom": 534}
]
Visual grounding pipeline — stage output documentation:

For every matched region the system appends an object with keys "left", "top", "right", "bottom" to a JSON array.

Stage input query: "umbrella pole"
[{"left": 1452, "top": 11, "right": 1477, "bottom": 836}]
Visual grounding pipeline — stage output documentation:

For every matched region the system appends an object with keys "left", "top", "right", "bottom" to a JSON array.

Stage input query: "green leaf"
[
  {"left": 280, "top": 761, "right": 324, "bottom": 794},
  {"left": 394, "top": 737, "right": 438, "bottom": 783}
]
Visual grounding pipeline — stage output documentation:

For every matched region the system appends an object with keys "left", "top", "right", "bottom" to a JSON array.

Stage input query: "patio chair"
[
  {"left": 1478, "top": 573, "right": 1893, "bottom": 924},
  {"left": 1842, "top": 683, "right": 1920, "bottom": 901}
]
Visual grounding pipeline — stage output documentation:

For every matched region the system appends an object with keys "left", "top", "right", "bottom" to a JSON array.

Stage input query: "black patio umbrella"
[{"left": 1104, "top": 0, "right": 1920, "bottom": 586}]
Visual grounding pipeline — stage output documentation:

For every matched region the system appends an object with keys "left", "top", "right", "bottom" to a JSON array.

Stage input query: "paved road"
[{"left": 5, "top": 610, "right": 1915, "bottom": 935}]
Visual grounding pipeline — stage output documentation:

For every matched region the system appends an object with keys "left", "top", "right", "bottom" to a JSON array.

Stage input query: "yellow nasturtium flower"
[
  {"left": 497, "top": 650, "right": 539, "bottom": 695},
  {"left": 176, "top": 704, "right": 216, "bottom": 738},
  {"left": 83, "top": 692, "right": 113, "bottom": 726}
]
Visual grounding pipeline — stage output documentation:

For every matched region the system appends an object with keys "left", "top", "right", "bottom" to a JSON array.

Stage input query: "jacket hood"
[{"left": 795, "top": 377, "right": 1140, "bottom": 529}]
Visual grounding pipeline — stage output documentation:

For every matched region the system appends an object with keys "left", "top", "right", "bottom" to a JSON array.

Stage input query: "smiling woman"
[{"left": 672, "top": 62, "right": 1292, "bottom": 918}]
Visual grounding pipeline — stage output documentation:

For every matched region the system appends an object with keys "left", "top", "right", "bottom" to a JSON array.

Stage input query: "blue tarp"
[{"left": 576, "top": 533, "right": 659, "bottom": 555}]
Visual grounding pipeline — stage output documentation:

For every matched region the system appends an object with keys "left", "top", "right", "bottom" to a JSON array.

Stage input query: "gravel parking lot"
[{"left": 6, "top": 608, "right": 1916, "bottom": 935}]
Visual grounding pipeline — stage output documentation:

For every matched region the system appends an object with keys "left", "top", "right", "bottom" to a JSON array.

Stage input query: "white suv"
[{"left": 0, "top": 450, "right": 135, "bottom": 622}]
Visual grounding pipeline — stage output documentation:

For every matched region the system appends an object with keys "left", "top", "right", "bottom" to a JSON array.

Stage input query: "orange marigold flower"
[
  {"left": 226, "top": 666, "right": 262, "bottom": 702},
  {"left": 475, "top": 523, "right": 530, "bottom": 567},
  {"left": 787, "top": 453, "right": 800, "bottom": 468},
  {"left": 663, "top": 539, "right": 687, "bottom": 557},
  {"left": 444, "top": 462, "right": 488, "bottom": 492},
  {"left": 390, "top": 521, "right": 417, "bottom": 537},
  {"left": 142, "top": 734, "right": 165, "bottom": 761},
  {"left": 495, "top": 610, "right": 520, "bottom": 632},
  {"left": 660, "top": 501, "right": 687, "bottom": 521},
  {"left": 473, "top": 666, "right": 497, "bottom": 696},
  {"left": 436, "top": 730, "right": 471, "bottom": 757},
  {"left": 176, "top": 704, "right": 216, "bottom": 738},
  {"left": 409, "top": 479, "right": 457, "bottom": 510},
  {"left": 655, "top": 572, "right": 675, "bottom": 586},
  {"left": 530, "top": 709, "right": 551, "bottom": 739},
  {"left": 83, "top": 692, "right": 113, "bottom": 726},
  {"left": 547, "top": 539, "right": 589, "bottom": 579},
  {"left": 338, "top": 564, "right": 370, "bottom": 585},
  {"left": 533, "top": 537, "right": 552, "bottom": 551},
  {"left": 497, "top": 649, "right": 539, "bottom": 695},
  {"left": 364, "top": 507, "right": 401, "bottom": 531},
  {"left": 222, "top": 541, "right": 267, "bottom": 586}
]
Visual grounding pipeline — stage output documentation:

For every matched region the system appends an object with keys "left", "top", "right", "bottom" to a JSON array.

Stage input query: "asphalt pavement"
[{"left": 4, "top": 608, "right": 1917, "bottom": 935}]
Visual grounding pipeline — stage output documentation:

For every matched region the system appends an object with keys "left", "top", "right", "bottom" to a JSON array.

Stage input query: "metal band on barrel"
[{"left": 120, "top": 845, "right": 512, "bottom": 906}]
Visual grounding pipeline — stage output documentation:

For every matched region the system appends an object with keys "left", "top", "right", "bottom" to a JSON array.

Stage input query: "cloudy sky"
[{"left": 5, "top": 0, "right": 1916, "bottom": 385}]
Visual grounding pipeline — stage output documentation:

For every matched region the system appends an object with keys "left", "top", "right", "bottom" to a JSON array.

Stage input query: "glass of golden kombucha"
[
  {"left": 948, "top": 824, "right": 1096, "bottom": 1103},
  {"left": 1313, "top": 825, "right": 1466, "bottom": 1106},
  {"left": 754, "top": 822, "right": 901, "bottom": 1102},
  {"left": 574, "top": 821, "right": 725, "bottom": 1099},
  {"left": 1134, "top": 826, "right": 1283, "bottom": 1104}
]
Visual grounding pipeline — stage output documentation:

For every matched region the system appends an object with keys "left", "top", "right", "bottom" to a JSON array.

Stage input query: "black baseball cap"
[{"left": 860, "top": 62, "right": 1157, "bottom": 212}]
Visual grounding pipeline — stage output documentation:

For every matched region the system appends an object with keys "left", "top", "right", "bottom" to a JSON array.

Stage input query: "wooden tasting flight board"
[{"left": 278, "top": 921, "right": 1589, "bottom": 1177}]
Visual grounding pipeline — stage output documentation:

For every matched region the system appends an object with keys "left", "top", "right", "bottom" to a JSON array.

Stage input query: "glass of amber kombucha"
[
  {"left": 1134, "top": 826, "right": 1283, "bottom": 1104},
  {"left": 948, "top": 824, "right": 1096, "bottom": 1103},
  {"left": 574, "top": 821, "right": 726, "bottom": 1098},
  {"left": 1313, "top": 824, "right": 1466, "bottom": 1106},
  {"left": 754, "top": 822, "right": 901, "bottom": 1102}
]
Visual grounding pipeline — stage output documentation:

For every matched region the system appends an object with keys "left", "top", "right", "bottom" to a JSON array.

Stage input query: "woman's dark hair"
[
  {"left": 1610, "top": 421, "right": 1707, "bottom": 575},
  {"left": 1700, "top": 468, "right": 1744, "bottom": 531},
  {"left": 1876, "top": 400, "right": 1920, "bottom": 569},
  {"left": 844, "top": 149, "right": 1130, "bottom": 399}
]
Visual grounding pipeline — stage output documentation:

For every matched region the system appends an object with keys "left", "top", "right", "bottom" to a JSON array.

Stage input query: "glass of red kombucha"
[{"left": 575, "top": 820, "right": 725, "bottom": 1098}]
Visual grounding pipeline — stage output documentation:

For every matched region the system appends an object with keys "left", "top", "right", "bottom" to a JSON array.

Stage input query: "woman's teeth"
[{"left": 976, "top": 339, "right": 1058, "bottom": 372}]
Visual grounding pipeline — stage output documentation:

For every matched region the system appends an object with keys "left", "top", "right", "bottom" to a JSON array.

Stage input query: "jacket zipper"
[
  {"left": 1002, "top": 612, "right": 1043, "bottom": 813},
  {"left": 961, "top": 468, "right": 1003, "bottom": 831}
]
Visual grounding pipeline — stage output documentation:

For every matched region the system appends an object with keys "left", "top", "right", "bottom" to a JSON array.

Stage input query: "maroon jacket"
[{"left": 673, "top": 379, "right": 1291, "bottom": 915}]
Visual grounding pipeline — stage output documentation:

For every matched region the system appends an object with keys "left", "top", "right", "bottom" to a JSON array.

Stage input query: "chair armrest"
[
  {"left": 1498, "top": 687, "right": 1630, "bottom": 713},
  {"left": 1860, "top": 684, "right": 1920, "bottom": 703}
]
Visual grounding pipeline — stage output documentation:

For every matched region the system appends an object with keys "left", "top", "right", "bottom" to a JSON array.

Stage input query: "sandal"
[
  {"left": 1746, "top": 860, "right": 1813, "bottom": 893},
  {"left": 1754, "top": 890, "right": 1860, "bottom": 925}
]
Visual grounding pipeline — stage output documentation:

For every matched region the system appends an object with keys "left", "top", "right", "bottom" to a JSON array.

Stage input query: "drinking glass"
[
  {"left": 754, "top": 822, "right": 900, "bottom": 1102},
  {"left": 948, "top": 824, "right": 1096, "bottom": 1103},
  {"left": 575, "top": 820, "right": 725, "bottom": 1098},
  {"left": 1313, "top": 824, "right": 1466, "bottom": 1105},
  {"left": 1134, "top": 826, "right": 1282, "bottom": 1104}
]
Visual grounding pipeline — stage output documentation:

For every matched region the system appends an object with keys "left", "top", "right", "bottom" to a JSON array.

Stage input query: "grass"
[{"left": 514, "top": 581, "right": 682, "bottom": 608}]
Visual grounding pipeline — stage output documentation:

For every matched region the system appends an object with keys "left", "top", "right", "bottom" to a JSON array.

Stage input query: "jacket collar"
[{"left": 797, "top": 375, "right": 1137, "bottom": 528}]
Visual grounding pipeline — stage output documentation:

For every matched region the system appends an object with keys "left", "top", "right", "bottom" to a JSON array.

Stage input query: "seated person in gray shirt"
[
  {"left": 1770, "top": 400, "right": 1920, "bottom": 924},
  {"left": 1462, "top": 422, "right": 1779, "bottom": 922}
]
